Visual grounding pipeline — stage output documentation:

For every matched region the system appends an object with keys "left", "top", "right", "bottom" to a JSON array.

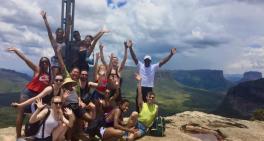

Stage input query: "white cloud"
[{"left": 1, "top": 0, "right": 264, "bottom": 74}]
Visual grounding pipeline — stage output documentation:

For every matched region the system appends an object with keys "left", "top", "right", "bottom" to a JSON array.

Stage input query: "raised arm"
[
  {"left": 127, "top": 40, "right": 138, "bottom": 65},
  {"left": 106, "top": 53, "right": 114, "bottom": 77},
  {"left": 29, "top": 98, "right": 48, "bottom": 124},
  {"left": 56, "top": 46, "right": 66, "bottom": 70},
  {"left": 136, "top": 73, "right": 143, "bottom": 110},
  {"left": 87, "top": 28, "right": 109, "bottom": 57},
  {"left": 62, "top": 108, "right": 75, "bottom": 128},
  {"left": 159, "top": 48, "right": 176, "bottom": 67},
  {"left": 7, "top": 47, "right": 38, "bottom": 74},
  {"left": 119, "top": 41, "right": 128, "bottom": 73},
  {"left": 11, "top": 86, "right": 53, "bottom": 108},
  {"left": 99, "top": 44, "right": 107, "bottom": 67},
  {"left": 40, "top": 11, "right": 57, "bottom": 52},
  {"left": 93, "top": 52, "right": 100, "bottom": 81}
]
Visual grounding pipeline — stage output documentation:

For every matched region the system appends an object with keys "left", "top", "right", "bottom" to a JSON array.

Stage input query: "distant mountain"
[
  {"left": 224, "top": 74, "right": 243, "bottom": 83},
  {"left": 0, "top": 68, "right": 31, "bottom": 93},
  {"left": 0, "top": 67, "right": 225, "bottom": 116},
  {"left": 239, "top": 71, "right": 262, "bottom": 83},
  {"left": 121, "top": 67, "right": 224, "bottom": 116},
  {"left": 216, "top": 78, "right": 264, "bottom": 119},
  {"left": 170, "top": 70, "right": 234, "bottom": 92}
]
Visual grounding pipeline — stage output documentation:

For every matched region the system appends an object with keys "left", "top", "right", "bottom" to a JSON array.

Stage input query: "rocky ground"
[{"left": 1, "top": 111, "right": 264, "bottom": 141}]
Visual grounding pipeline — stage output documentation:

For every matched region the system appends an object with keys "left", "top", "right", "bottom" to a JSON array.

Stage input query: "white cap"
[{"left": 144, "top": 55, "right": 152, "bottom": 61}]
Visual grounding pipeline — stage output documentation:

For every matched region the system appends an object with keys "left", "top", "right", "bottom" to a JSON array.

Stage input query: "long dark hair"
[{"left": 38, "top": 57, "right": 51, "bottom": 83}]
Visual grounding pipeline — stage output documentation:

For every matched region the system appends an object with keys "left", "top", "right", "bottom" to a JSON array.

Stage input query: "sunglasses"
[
  {"left": 52, "top": 102, "right": 62, "bottom": 105},
  {"left": 149, "top": 96, "right": 155, "bottom": 99},
  {"left": 81, "top": 74, "right": 88, "bottom": 76},
  {"left": 55, "top": 79, "right": 63, "bottom": 82}
]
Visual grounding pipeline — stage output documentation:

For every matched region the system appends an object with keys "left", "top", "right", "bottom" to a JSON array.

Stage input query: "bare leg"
[
  {"left": 52, "top": 123, "right": 68, "bottom": 141},
  {"left": 126, "top": 112, "right": 138, "bottom": 128},
  {"left": 127, "top": 133, "right": 135, "bottom": 141},
  {"left": 102, "top": 127, "right": 124, "bottom": 140},
  {"left": 16, "top": 98, "right": 27, "bottom": 138}
]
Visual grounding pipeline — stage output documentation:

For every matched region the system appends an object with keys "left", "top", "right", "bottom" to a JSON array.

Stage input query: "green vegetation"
[
  {"left": 121, "top": 67, "right": 225, "bottom": 116},
  {"left": 171, "top": 70, "right": 234, "bottom": 92},
  {"left": 251, "top": 109, "right": 264, "bottom": 121},
  {"left": 0, "top": 107, "right": 17, "bottom": 128},
  {"left": 0, "top": 67, "right": 226, "bottom": 128},
  {"left": 0, "top": 69, "right": 30, "bottom": 93}
]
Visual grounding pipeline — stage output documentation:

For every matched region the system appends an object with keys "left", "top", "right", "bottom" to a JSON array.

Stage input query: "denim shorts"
[
  {"left": 136, "top": 121, "right": 147, "bottom": 136},
  {"left": 20, "top": 87, "right": 37, "bottom": 100}
]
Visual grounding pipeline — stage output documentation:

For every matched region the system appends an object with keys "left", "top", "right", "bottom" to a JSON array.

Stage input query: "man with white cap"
[{"left": 127, "top": 40, "right": 176, "bottom": 111}]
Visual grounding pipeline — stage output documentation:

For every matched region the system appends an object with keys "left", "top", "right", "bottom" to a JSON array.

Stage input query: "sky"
[{"left": 1, "top": 0, "right": 264, "bottom": 75}]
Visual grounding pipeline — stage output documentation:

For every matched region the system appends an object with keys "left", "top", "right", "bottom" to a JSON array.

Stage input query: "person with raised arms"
[
  {"left": 7, "top": 47, "right": 51, "bottom": 140},
  {"left": 40, "top": 10, "right": 70, "bottom": 81},
  {"left": 99, "top": 41, "right": 128, "bottom": 103},
  {"left": 127, "top": 41, "right": 176, "bottom": 111}
]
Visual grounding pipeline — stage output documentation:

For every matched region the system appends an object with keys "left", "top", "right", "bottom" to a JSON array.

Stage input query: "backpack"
[
  {"left": 25, "top": 108, "right": 51, "bottom": 137},
  {"left": 149, "top": 116, "right": 166, "bottom": 137}
]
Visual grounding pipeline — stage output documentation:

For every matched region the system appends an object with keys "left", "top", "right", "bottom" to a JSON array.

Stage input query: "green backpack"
[{"left": 149, "top": 116, "right": 166, "bottom": 137}]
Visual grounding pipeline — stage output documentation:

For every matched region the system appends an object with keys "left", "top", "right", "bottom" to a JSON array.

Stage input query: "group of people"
[{"left": 9, "top": 10, "right": 176, "bottom": 141}]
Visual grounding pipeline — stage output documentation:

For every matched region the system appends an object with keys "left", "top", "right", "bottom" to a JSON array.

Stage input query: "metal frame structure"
[{"left": 61, "top": 0, "right": 75, "bottom": 68}]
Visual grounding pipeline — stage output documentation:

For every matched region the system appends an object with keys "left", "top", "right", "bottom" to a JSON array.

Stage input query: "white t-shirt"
[
  {"left": 35, "top": 110, "right": 59, "bottom": 138},
  {"left": 137, "top": 61, "right": 159, "bottom": 87}
]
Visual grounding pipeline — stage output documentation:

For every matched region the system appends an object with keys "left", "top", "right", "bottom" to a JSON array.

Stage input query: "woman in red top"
[
  {"left": 7, "top": 47, "right": 51, "bottom": 139},
  {"left": 91, "top": 52, "right": 109, "bottom": 100}
]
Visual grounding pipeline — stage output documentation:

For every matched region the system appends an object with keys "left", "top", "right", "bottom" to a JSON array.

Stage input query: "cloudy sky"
[{"left": 1, "top": 0, "right": 264, "bottom": 75}]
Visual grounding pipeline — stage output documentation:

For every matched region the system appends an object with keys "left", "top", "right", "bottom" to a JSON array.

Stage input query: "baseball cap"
[{"left": 144, "top": 55, "right": 152, "bottom": 61}]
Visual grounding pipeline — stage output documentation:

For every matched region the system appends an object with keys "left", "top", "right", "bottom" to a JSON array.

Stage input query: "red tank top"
[
  {"left": 96, "top": 78, "right": 107, "bottom": 93},
  {"left": 26, "top": 73, "right": 50, "bottom": 93}
]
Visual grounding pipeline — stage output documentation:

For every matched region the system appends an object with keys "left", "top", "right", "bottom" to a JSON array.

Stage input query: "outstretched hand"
[
  {"left": 11, "top": 102, "right": 20, "bottom": 108},
  {"left": 35, "top": 98, "right": 46, "bottom": 110},
  {"left": 40, "top": 10, "right": 47, "bottom": 19},
  {"left": 125, "top": 40, "right": 133, "bottom": 48},
  {"left": 62, "top": 90, "right": 70, "bottom": 99},
  {"left": 64, "top": 108, "right": 73, "bottom": 116},
  {"left": 6, "top": 47, "right": 17, "bottom": 52},
  {"left": 99, "top": 43, "right": 104, "bottom": 50},
  {"left": 101, "top": 25, "right": 110, "bottom": 33},
  {"left": 135, "top": 73, "right": 142, "bottom": 81},
  {"left": 171, "top": 48, "right": 176, "bottom": 55}
]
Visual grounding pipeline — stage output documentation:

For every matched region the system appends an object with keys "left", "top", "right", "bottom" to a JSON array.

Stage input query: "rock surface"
[
  {"left": 217, "top": 78, "right": 264, "bottom": 119},
  {"left": 1, "top": 111, "right": 264, "bottom": 141},
  {"left": 240, "top": 71, "right": 262, "bottom": 83}
]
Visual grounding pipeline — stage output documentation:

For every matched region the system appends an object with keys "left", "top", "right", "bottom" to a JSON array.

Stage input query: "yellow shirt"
[{"left": 138, "top": 102, "right": 158, "bottom": 128}]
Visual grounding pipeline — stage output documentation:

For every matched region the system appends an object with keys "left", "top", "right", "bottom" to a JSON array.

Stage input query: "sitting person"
[
  {"left": 29, "top": 97, "right": 74, "bottom": 141},
  {"left": 134, "top": 73, "right": 158, "bottom": 138},
  {"left": 100, "top": 99, "right": 139, "bottom": 141}
]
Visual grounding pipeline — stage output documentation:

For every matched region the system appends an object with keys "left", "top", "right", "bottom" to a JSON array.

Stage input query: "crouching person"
[
  {"left": 29, "top": 97, "right": 74, "bottom": 141},
  {"left": 134, "top": 73, "right": 158, "bottom": 138},
  {"left": 100, "top": 99, "right": 139, "bottom": 141}
]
